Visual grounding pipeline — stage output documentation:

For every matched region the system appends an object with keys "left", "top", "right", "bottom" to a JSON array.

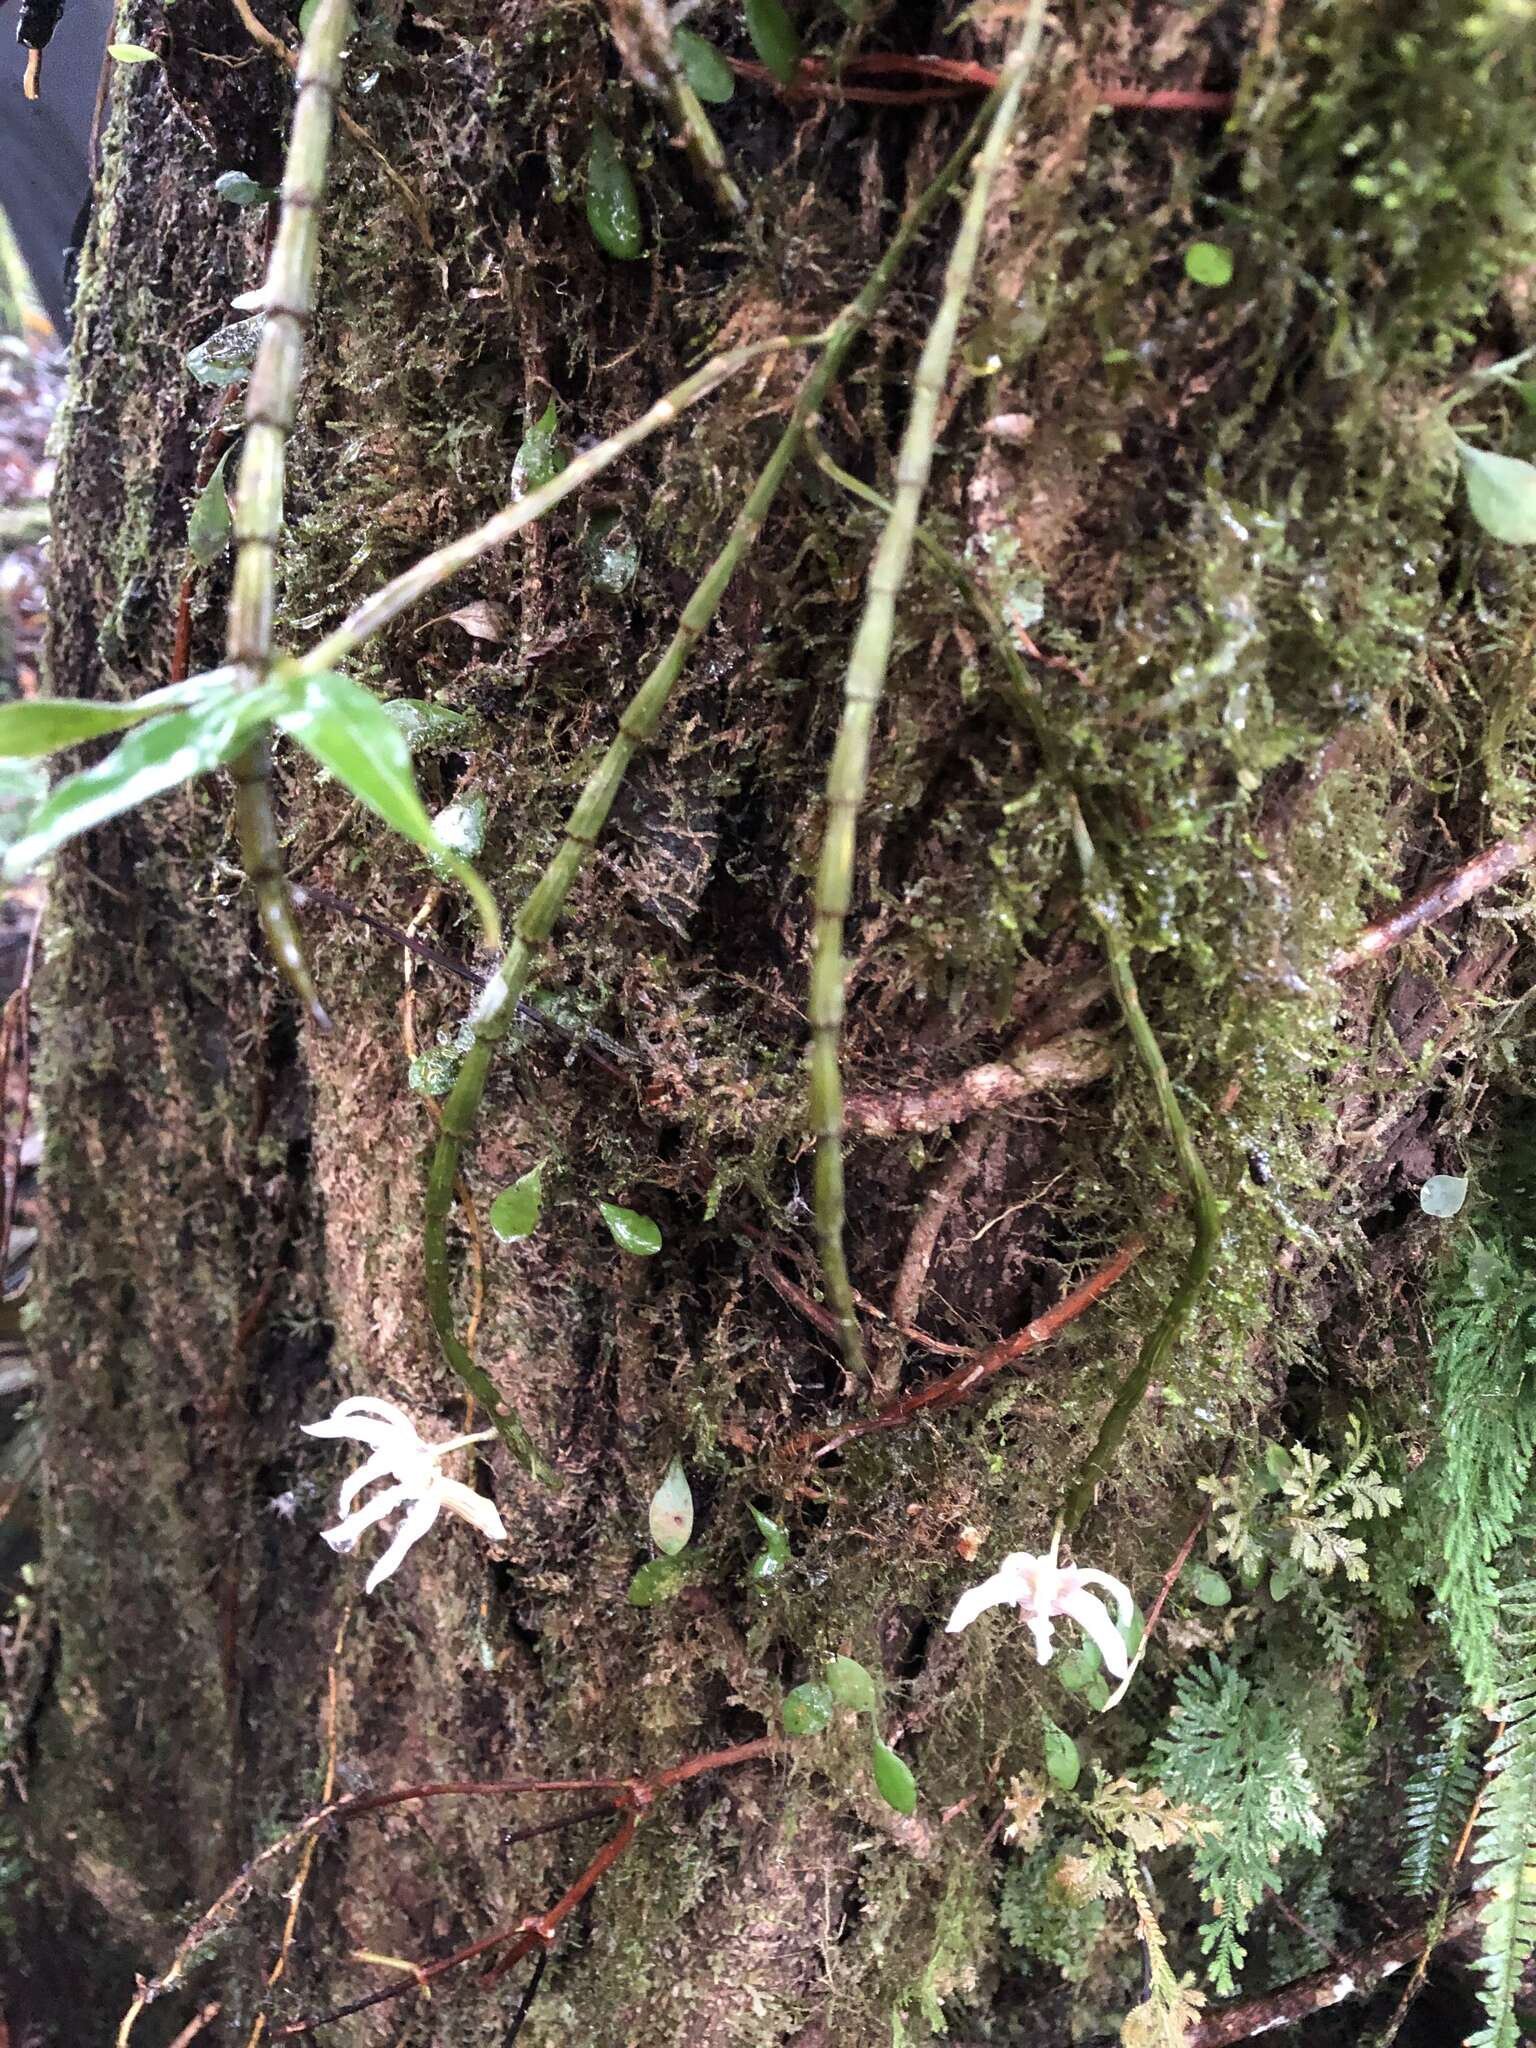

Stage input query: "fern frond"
[
  {"left": 1150, "top": 1658, "right": 1325, "bottom": 1996},
  {"left": 1434, "top": 1229, "right": 1536, "bottom": 1702},
  {"left": 1467, "top": 1588, "right": 1536, "bottom": 2048},
  {"left": 1400, "top": 1709, "right": 1479, "bottom": 1897}
]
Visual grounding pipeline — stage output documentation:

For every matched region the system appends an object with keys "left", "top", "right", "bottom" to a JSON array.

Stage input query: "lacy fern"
[
  {"left": 1149, "top": 1658, "right": 1325, "bottom": 1994},
  {"left": 1469, "top": 1589, "right": 1536, "bottom": 2048},
  {"left": 1433, "top": 1228, "right": 1536, "bottom": 1703}
]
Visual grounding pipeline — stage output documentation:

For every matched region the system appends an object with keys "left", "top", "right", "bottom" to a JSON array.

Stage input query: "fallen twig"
[
  {"left": 792, "top": 1216, "right": 1157, "bottom": 1461},
  {"left": 265, "top": 1736, "right": 779, "bottom": 2036},
  {"left": 727, "top": 54, "right": 1234, "bottom": 114},
  {"left": 1183, "top": 1893, "right": 1486, "bottom": 2047},
  {"left": 845, "top": 1030, "right": 1112, "bottom": 1138},
  {"left": 120, "top": 1737, "right": 780, "bottom": 2043},
  {"left": 1329, "top": 822, "right": 1536, "bottom": 974}
]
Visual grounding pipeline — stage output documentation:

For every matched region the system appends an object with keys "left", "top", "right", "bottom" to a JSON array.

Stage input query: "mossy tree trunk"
[{"left": 13, "top": 2, "right": 1536, "bottom": 2043}]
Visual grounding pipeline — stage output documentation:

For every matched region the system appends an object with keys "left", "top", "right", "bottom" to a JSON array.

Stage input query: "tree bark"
[{"left": 11, "top": 1, "right": 1536, "bottom": 2043}]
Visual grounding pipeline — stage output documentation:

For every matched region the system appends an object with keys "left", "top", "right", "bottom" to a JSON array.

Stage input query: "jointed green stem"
[
  {"left": 226, "top": 0, "right": 352, "bottom": 1028},
  {"left": 806, "top": 8, "right": 1045, "bottom": 1382},
  {"left": 805, "top": 427, "right": 1219, "bottom": 1526},
  {"left": 412, "top": 88, "right": 1014, "bottom": 1477},
  {"left": 608, "top": 0, "right": 747, "bottom": 220}
]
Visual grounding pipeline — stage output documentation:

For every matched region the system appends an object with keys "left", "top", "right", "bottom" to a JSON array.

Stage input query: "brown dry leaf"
[{"left": 423, "top": 599, "right": 513, "bottom": 643}]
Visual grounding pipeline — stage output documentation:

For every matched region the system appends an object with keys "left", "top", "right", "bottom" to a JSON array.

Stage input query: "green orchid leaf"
[
  {"left": 1042, "top": 1715, "right": 1082, "bottom": 1791},
  {"left": 782, "top": 1681, "right": 833, "bottom": 1736},
  {"left": 744, "top": 0, "right": 800, "bottom": 84},
  {"left": 748, "top": 1504, "right": 790, "bottom": 1560},
  {"left": 3, "top": 686, "right": 282, "bottom": 878},
  {"left": 675, "top": 27, "right": 733, "bottom": 102},
  {"left": 511, "top": 399, "right": 567, "bottom": 499},
  {"left": 273, "top": 669, "right": 500, "bottom": 945},
  {"left": 488, "top": 1166, "right": 543, "bottom": 1242},
  {"left": 381, "top": 698, "right": 476, "bottom": 749},
  {"left": 648, "top": 1456, "right": 694, "bottom": 1557},
  {"left": 870, "top": 1737, "right": 917, "bottom": 1815},
  {"left": 599, "top": 1202, "right": 662, "bottom": 1256},
  {"left": 1457, "top": 439, "right": 1536, "bottom": 544},
  {"left": 187, "top": 446, "right": 236, "bottom": 568},
  {"left": 586, "top": 121, "right": 644, "bottom": 260},
  {"left": 823, "top": 1656, "right": 877, "bottom": 1714}
]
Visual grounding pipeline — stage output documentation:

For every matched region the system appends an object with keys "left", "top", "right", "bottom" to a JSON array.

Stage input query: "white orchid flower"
[
  {"left": 301, "top": 1395, "right": 508, "bottom": 1594},
  {"left": 946, "top": 1539, "right": 1135, "bottom": 1686}
]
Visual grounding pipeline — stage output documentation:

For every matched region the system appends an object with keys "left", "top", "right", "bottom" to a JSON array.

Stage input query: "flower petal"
[
  {"left": 946, "top": 1555, "right": 1035, "bottom": 1633},
  {"left": 332, "top": 1396, "right": 416, "bottom": 1430},
  {"left": 364, "top": 1491, "right": 441, "bottom": 1594},
  {"left": 321, "top": 1482, "right": 411, "bottom": 1555},
  {"left": 1069, "top": 1568, "right": 1135, "bottom": 1628},
  {"left": 1026, "top": 1613, "right": 1057, "bottom": 1666},
  {"left": 437, "top": 1477, "right": 509, "bottom": 1546},
  {"left": 337, "top": 1445, "right": 400, "bottom": 1518},
  {"left": 1057, "top": 1587, "right": 1130, "bottom": 1680},
  {"left": 302, "top": 1413, "right": 403, "bottom": 1451}
]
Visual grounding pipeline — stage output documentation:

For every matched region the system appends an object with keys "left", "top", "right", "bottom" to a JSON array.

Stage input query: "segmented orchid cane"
[
  {"left": 806, "top": 5, "right": 1046, "bottom": 1380},
  {"left": 224, "top": 0, "right": 352, "bottom": 1027},
  {"left": 411, "top": 86, "right": 1016, "bottom": 1477}
]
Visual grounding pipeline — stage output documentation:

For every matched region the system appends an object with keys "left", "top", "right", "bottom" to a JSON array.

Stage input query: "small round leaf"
[
  {"left": 744, "top": 0, "right": 800, "bottom": 85},
  {"left": 1055, "top": 1641, "right": 1103, "bottom": 1693},
  {"left": 489, "top": 1167, "right": 543, "bottom": 1243},
  {"left": 1458, "top": 440, "right": 1536, "bottom": 545},
  {"left": 108, "top": 41, "right": 159, "bottom": 61},
  {"left": 649, "top": 1456, "right": 694, "bottom": 1557},
  {"left": 1421, "top": 1174, "right": 1469, "bottom": 1219},
  {"left": 215, "top": 170, "right": 277, "bottom": 206},
  {"left": 627, "top": 1554, "right": 689, "bottom": 1607},
  {"left": 600, "top": 1202, "right": 662, "bottom": 1257},
  {"left": 1184, "top": 240, "right": 1233, "bottom": 287},
  {"left": 1187, "top": 1564, "right": 1232, "bottom": 1607},
  {"left": 1041, "top": 1716, "right": 1081, "bottom": 1792},
  {"left": 675, "top": 26, "right": 733, "bottom": 103},
  {"left": 782, "top": 1681, "right": 833, "bottom": 1736},
  {"left": 824, "top": 1656, "right": 877, "bottom": 1714},
  {"left": 870, "top": 1737, "right": 917, "bottom": 1815}
]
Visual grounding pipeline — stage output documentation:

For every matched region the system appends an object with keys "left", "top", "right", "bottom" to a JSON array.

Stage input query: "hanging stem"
[
  {"left": 224, "top": 0, "right": 352, "bottom": 1028},
  {"left": 806, "top": 5, "right": 1046, "bottom": 1382},
  {"left": 804, "top": 425, "right": 1218, "bottom": 1522},
  {"left": 415, "top": 86, "right": 1016, "bottom": 1477}
]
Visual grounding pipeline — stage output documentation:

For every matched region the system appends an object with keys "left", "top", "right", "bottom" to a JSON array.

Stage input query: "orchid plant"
[
  {"left": 947, "top": 1533, "right": 1139, "bottom": 1708},
  {"left": 302, "top": 1395, "right": 508, "bottom": 1593}
]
